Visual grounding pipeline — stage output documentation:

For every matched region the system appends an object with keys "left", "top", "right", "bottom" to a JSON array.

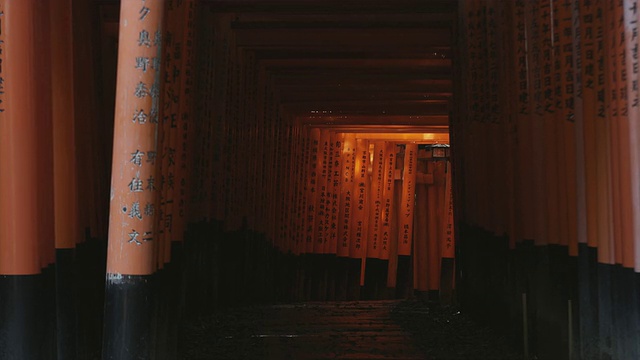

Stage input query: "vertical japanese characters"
[{"left": 107, "top": 0, "right": 164, "bottom": 275}]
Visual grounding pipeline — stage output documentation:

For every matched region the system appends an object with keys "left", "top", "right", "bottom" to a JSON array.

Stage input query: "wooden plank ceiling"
[{"left": 204, "top": 0, "right": 456, "bottom": 130}]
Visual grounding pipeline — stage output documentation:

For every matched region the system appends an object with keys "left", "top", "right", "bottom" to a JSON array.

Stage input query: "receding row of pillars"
[
  {"left": 453, "top": 0, "right": 640, "bottom": 358},
  {"left": 0, "top": 1, "right": 459, "bottom": 359}
]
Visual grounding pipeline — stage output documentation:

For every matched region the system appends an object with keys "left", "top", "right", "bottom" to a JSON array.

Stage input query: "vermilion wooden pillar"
[
  {"left": 398, "top": 143, "right": 418, "bottom": 256},
  {"left": 415, "top": 150, "right": 429, "bottom": 292},
  {"left": 173, "top": 0, "right": 196, "bottom": 248},
  {"left": 556, "top": 0, "right": 577, "bottom": 257},
  {"left": 350, "top": 138, "right": 370, "bottom": 260},
  {"left": 623, "top": 0, "right": 640, "bottom": 273},
  {"left": 103, "top": 1, "right": 165, "bottom": 359},
  {"left": 0, "top": 0, "right": 40, "bottom": 275},
  {"left": 338, "top": 133, "right": 356, "bottom": 257},
  {"left": 50, "top": 0, "right": 81, "bottom": 357},
  {"left": 315, "top": 129, "right": 331, "bottom": 254},
  {"left": 36, "top": 0, "right": 55, "bottom": 273},
  {"left": 51, "top": 0, "right": 79, "bottom": 252},
  {"left": 379, "top": 141, "right": 396, "bottom": 261},
  {"left": 367, "top": 141, "right": 385, "bottom": 259},
  {"left": 328, "top": 132, "right": 343, "bottom": 255},
  {"left": 606, "top": 0, "right": 622, "bottom": 266},
  {"left": 0, "top": 0, "right": 49, "bottom": 358}
]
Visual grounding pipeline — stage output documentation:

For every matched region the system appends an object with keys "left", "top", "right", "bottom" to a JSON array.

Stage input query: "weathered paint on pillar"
[
  {"left": 103, "top": 1, "right": 165, "bottom": 359},
  {"left": 106, "top": 0, "right": 164, "bottom": 276}
]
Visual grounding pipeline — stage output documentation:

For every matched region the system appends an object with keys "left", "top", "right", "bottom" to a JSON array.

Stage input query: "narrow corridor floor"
[{"left": 179, "top": 300, "right": 523, "bottom": 360}]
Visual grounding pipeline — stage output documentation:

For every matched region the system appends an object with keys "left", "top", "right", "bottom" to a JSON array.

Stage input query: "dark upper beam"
[
  {"left": 204, "top": 0, "right": 457, "bottom": 14},
  {"left": 250, "top": 48, "right": 453, "bottom": 60},
  {"left": 259, "top": 57, "right": 450, "bottom": 70},
  {"left": 229, "top": 12, "right": 453, "bottom": 30},
  {"left": 279, "top": 91, "right": 451, "bottom": 102},
  {"left": 296, "top": 115, "right": 449, "bottom": 127},
  {"left": 282, "top": 100, "right": 449, "bottom": 116},
  {"left": 232, "top": 28, "right": 451, "bottom": 48}
]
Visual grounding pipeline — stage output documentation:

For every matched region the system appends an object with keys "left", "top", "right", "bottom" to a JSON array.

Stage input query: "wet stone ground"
[{"left": 178, "top": 300, "right": 523, "bottom": 360}]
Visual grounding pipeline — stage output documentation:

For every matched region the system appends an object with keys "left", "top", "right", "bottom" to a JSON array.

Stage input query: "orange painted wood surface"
[
  {"left": 0, "top": 0, "right": 42, "bottom": 275},
  {"left": 441, "top": 161, "right": 455, "bottom": 259},
  {"left": 426, "top": 157, "right": 440, "bottom": 291},
  {"left": 620, "top": 0, "right": 636, "bottom": 268},
  {"left": 315, "top": 129, "right": 331, "bottom": 254},
  {"left": 106, "top": 0, "right": 165, "bottom": 275},
  {"left": 350, "top": 138, "right": 370, "bottom": 259},
  {"left": 305, "top": 127, "right": 321, "bottom": 254},
  {"left": 398, "top": 144, "right": 418, "bottom": 256},
  {"left": 51, "top": 0, "right": 80, "bottom": 250},
  {"left": 328, "top": 132, "right": 343, "bottom": 255},
  {"left": 337, "top": 133, "right": 356, "bottom": 257},
  {"left": 379, "top": 142, "right": 397, "bottom": 260},
  {"left": 367, "top": 141, "right": 385, "bottom": 259}
]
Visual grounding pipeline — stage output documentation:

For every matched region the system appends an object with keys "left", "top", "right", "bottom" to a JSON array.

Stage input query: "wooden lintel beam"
[
  {"left": 259, "top": 57, "right": 451, "bottom": 69},
  {"left": 250, "top": 48, "right": 453, "bottom": 60},
  {"left": 230, "top": 12, "right": 454, "bottom": 28},
  {"left": 203, "top": 0, "right": 457, "bottom": 14},
  {"left": 279, "top": 91, "right": 451, "bottom": 102},
  {"left": 232, "top": 28, "right": 451, "bottom": 48},
  {"left": 296, "top": 115, "right": 449, "bottom": 127}
]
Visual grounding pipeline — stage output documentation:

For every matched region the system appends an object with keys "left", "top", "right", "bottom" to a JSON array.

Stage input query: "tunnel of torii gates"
[{"left": 2, "top": 0, "right": 640, "bottom": 359}]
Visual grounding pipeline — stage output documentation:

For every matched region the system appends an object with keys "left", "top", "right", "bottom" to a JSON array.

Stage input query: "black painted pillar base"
[
  {"left": 362, "top": 258, "right": 384, "bottom": 300},
  {"left": 56, "top": 248, "right": 77, "bottom": 360},
  {"left": 440, "top": 257, "right": 455, "bottom": 305},
  {"left": 396, "top": 255, "right": 412, "bottom": 299},
  {"left": 102, "top": 274, "right": 155, "bottom": 360},
  {"left": 166, "top": 242, "right": 184, "bottom": 360},
  {"left": 577, "top": 243, "right": 599, "bottom": 359},
  {"left": 0, "top": 274, "right": 49, "bottom": 360},
  {"left": 75, "top": 239, "right": 107, "bottom": 359},
  {"left": 42, "top": 264, "right": 57, "bottom": 360},
  {"left": 346, "top": 258, "right": 361, "bottom": 300},
  {"left": 334, "top": 257, "right": 349, "bottom": 301},
  {"left": 326, "top": 255, "right": 337, "bottom": 301}
]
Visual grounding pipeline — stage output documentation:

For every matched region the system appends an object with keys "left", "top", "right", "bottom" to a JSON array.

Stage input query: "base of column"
[
  {"left": 0, "top": 273, "right": 49, "bottom": 360},
  {"left": 102, "top": 274, "right": 155, "bottom": 360}
]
